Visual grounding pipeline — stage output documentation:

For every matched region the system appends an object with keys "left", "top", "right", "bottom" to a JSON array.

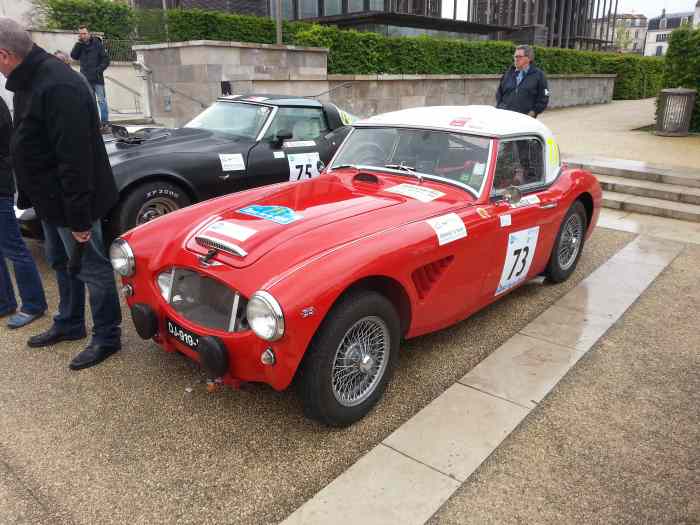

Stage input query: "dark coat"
[
  {"left": 6, "top": 45, "right": 118, "bottom": 232},
  {"left": 0, "top": 96, "right": 14, "bottom": 196},
  {"left": 70, "top": 36, "right": 110, "bottom": 85},
  {"left": 495, "top": 65, "right": 549, "bottom": 116}
]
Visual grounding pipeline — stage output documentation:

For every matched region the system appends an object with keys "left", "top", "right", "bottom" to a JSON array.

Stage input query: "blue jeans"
[
  {"left": 42, "top": 220, "right": 121, "bottom": 347},
  {"left": 0, "top": 196, "right": 47, "bottom": 315},
  {"left": 92, "top": 83, "right": 109, "bottom": 124}
]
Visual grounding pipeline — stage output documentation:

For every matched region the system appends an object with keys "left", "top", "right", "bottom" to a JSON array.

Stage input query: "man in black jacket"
[
  {"left": 0, "top": 95, "right": 47, "bottom": 328},
  {"left": 71, "top": 24, "right": 110, "bottom": 129},
  {"left": 495, "top": 45, "right": 549, "bottom": 118},
  {"left": 0, "top": 18, "right": 122, "bottom": 370}
]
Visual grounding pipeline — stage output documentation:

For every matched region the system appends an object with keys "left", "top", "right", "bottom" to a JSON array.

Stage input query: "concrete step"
[
  {"left": 566, "top": 156, "right": 700, "bottom": 189},
  {"left": 602, "top": 191, "right": 700, "bottom": 222},
  {"left": 596, "top": 175, "right": 700, "bottom": 206}
]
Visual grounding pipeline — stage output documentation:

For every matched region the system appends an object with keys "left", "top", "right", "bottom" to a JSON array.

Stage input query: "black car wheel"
[
  {"left": 297, "top": 291, "right": 400, "bottom": 427},
  {"left": 111, "top": 180, "right": 191, "bottom": 237},
  {"left": 545, "top": 200, "right": 587, "bottom": 283}
]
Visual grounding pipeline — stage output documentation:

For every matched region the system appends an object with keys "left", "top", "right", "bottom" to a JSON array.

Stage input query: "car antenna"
[{"left": 306, "top": 81, "right": 355, "bottom": 100}]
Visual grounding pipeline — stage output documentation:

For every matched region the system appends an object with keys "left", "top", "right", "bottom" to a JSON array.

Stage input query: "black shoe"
[
  {"left": 69, "top": 343, "right": 121, "bottom": 370},
  {"left": 27, "top": 325, "right": 87, "bottom": 348}
]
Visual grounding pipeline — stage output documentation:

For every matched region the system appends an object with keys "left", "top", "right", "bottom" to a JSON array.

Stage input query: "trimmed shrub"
[
  {"left": 293, "top": 25, "right": 664, "bottom": 100},
  {"left": 661, "top": 27, "right": 700, "bottom": 132},
  {"left": 165, "top": 9, "right": 311, "bottom": 45},
  {"left": 38, "top": 0, "right": 135, "bottom": 39}
]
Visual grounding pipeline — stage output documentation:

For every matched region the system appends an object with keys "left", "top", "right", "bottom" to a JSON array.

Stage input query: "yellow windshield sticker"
[{"left": 547, "top": 138, "right": 560, "bottom": 167}]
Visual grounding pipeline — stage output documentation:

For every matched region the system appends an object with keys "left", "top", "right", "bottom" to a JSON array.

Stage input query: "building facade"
[
  {"left": 644, "top": 4, "right": 700, "bottom": 57},
  {"left": 592, "top": 13, "right": 646, "bottom": 53},
  {"left": 130, "top": 0, "right": 624, "bottom": 48}
]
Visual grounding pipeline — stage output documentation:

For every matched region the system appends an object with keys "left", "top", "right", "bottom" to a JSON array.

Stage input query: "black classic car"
[{"left": 17, "top": 94, "right": 354, "bottom": 239}]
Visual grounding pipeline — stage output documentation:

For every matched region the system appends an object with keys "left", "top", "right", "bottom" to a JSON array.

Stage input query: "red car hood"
[{"left": 183, "top": 171, "right": 473, "bottom": 269}]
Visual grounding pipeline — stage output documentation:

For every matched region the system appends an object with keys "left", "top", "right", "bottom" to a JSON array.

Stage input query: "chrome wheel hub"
[{"left": 136, "top": 197, "right": 180, "bottom": 225}]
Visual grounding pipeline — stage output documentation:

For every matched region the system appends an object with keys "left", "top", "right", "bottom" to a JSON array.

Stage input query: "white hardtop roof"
[{"left": 355, "top": 105, "right": 554, "bottom": 140}]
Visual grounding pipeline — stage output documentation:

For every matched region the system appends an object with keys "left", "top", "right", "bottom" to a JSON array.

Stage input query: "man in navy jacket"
[
  {"left": 496, "top": 45, "right": 549, "bottom": 118},
  {"left": 71, "top": 24, "right": 110, "bottom": 128}
]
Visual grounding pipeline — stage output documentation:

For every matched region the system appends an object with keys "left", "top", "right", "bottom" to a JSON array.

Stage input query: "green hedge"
[
  {"left": 165, "top": 9, "right": 311, "bottom": 45},
  {"left": 293, "top": 25, "right": 664, "bottom": 100},
  {"left": 661, "top": 27, "right": 700, "bottom": 132},
  {"left": 38, "top": 0, "right": 135, "bottom": 39}
]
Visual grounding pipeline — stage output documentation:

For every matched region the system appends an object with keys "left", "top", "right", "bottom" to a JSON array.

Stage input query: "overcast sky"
[{"left": 616, "top": 0, "right": 697, "bottom": 18}]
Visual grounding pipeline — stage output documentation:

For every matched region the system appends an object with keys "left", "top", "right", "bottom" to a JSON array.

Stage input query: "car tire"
[
  {"left": 109, "top": 180, "right": 191, "bottom": 239},
  {"left": 297, "top": 291, "right": 400, "bottom": 427},
  {"left": 545, "top": 200, "right": 588, "bottom": 284}
]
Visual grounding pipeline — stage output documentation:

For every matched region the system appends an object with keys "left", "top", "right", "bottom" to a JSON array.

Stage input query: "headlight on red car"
[
  {"left": 109, "top": 238, "right": 135, "bottom": 277},
  {"left": 246, "top": 291, "right": 285, "bottom": 341}
]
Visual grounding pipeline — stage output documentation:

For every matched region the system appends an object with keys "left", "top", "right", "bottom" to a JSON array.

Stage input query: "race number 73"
[{"left": 496, "top": 226, "right": 540, "bottom": 295}]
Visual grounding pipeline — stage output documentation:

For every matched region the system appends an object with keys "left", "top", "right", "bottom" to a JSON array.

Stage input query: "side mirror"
[
  {"left": 503, "top": 185, "right": 522, "bottom": 205},
  {"left": 274, "top": 129, "right": 293, "bottom": 147}
]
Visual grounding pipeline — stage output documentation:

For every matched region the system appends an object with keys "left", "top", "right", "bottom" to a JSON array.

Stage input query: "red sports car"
[{"left": 110, "top": 105, "right": 601, "bottom": 427}]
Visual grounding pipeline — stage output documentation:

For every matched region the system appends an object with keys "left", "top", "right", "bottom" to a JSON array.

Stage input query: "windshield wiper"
[
  {"left": 329, "top": 163, "right": 358, "bottom": 172},
  {"left": 384, "top": 163, "right": 423, "bottom": 183}
]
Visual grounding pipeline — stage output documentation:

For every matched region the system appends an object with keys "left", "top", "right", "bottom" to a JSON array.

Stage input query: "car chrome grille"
[
  {"left": 195, "top": 235, "right": 248, "bottom": 257},
  {"left": 166, "top": 268, "right": 248, "bottom": 332}
]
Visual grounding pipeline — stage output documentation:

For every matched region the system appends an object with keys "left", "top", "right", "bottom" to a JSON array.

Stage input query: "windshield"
[
  {"left": 331, "top": 127, "right": 492, "bottom": 195},
  {"left": 185, "top": 102, "right": 272, "bottom": 139}
]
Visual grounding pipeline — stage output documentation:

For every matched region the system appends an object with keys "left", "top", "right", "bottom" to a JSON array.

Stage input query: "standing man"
[
  {"left": 0, "top": 18, "right": 122, "bottom": 370},
  {"left": 71, "top": 24, "right": 110, "bottom": 131},
  {"left": 0, "top": 93, "right": 47, "bottom": 328},
  {"left": 496, "top": 45, "right": 549, "bottom": 118}
]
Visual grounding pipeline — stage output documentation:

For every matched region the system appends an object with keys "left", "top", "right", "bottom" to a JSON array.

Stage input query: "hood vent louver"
[
  {"left": 412, "top": 256, "right": 454, "bottom": 299},
  {"left": 195, "top": 236, "right": 248, "bottom": 257},
  {"left": 354, "top": 173, "right": 380, "bottom": 184}
]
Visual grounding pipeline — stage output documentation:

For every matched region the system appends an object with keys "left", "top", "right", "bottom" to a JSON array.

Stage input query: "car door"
[
  {"left": 246, "top": 106, "right": 333, "bottom": 187},
  {"left": 479, "top": 136, "right": 561, "bottom": 300}
]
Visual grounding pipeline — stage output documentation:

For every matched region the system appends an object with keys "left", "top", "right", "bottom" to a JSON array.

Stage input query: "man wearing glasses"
[{"left": 496, "top": 45, "right": 549, "bottom": 118}]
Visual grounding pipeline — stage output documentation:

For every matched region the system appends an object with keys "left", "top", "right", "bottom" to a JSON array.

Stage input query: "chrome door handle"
[
  {"left": 219, "top": 174, "right": 231, "bottom": 180},
  {"left": 540, "top": 202, "right": 557, "bottom": 209}
]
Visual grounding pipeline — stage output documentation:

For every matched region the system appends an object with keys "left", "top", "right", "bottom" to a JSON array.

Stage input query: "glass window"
[
  {"left": 348, "top": 0, "right": 364, "bottom": 12},
  {"left": 369, "top": 0, "right": 384, "bottom": 10},
  {"left": 492, "top": 138, "right": 545, "bottom": 193},
  {"left": 270, "top": 0, "right": 295, "bottom": 20},
  {"left": 324, "top": 0, "right": 342, "bottom": 15},
  {"left": 264, "top": 107, "right": 329, "bottom": 141},
  {"left": 331, "top": 127, "right": 491, "bottom": 195},
  {"left": 299, "top": 0, "right": 318, "bottom": 18},
  {"left": 185, "top": 102, "right": 272, "bottom": 139}
]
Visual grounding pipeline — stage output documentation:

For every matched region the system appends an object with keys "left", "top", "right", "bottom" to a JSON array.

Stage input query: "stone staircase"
[{"left": 566, "top": 157, "right": 700, "bottom": 223}]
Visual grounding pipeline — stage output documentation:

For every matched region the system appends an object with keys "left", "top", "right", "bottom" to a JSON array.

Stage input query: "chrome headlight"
[
  {"left": 109, "top": 238, "right": 135, "bottom": 277},
  {"left": 246, "top": 291, "right": 284, "bottom": 341}
]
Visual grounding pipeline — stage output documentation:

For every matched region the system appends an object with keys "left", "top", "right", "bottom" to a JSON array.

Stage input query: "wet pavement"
[{"left": 0, "top": 228, "right": 633, "bottom": 524}]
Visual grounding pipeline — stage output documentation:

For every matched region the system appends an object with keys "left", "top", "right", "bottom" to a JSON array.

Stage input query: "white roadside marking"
[{"left": 280, "top": 235, "right": 683, "bottom": 525}]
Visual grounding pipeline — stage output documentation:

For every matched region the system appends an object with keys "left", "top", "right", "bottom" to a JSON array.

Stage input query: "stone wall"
[{"left": 134, "top": 40, "right": 617, "bottom": 128}]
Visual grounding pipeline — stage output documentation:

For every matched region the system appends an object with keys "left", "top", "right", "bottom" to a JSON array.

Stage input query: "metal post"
[
  {"left": 610, "top": 0, "right": 619, "bottom": 51},
  {"left": 557, "top": 0, "right": 565, "bottom": 46},
  {"left": 453, "top": 0, "right": 457, "bottom": 20},
  {"left": 549, "top": 0, "right": 558, "bottom": 46},
  {"left": 161, "top": 0, "right": 169, "bottom": 41},
  {"left": 276, "top": 0, "right": 283, "bottom": 45},
  {"left": 603, "top": 0, "right": 612, "bottom": 50},
  {"left": 571, "top": 0, "right": 580, "bottom": 48},
  {"left": 543, "top": 0, "right": 549, "bottom": 44}
]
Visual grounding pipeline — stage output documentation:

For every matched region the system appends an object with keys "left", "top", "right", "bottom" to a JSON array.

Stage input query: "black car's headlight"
[
  {"left": 246, "top": 291, "right": 284, "bottom": 341},
  {"left": 109, "top": 238, "right": 135, "bottom": 277}
]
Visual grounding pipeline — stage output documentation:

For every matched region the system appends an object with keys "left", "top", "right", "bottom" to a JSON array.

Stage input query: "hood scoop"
[
  {"left": 195, "top": 235, "right": 248, "bottom": 257},
  {"left": 354, "top": 172, "right": 380, "bottom": 184}
]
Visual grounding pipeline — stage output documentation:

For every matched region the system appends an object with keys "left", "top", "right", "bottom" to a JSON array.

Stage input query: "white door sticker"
[
  {"left": 496, "top": 226, "right": 540, "bottom": 295},
  {"left": 426, "top": 213, "right": 467, "bottom": 246},
  {"left": 499, "top": 214, "right": 512, "bottom": 227},
  {"left": 288, "top": 152, "right": 321, "bottom": 181},
  {"left": 204, "top": 220, "right": 256, "bottom": 242},
  {"left": 219, "top": 153, "right": 245, "bottom": 171},
  {"left": 386, "top": 183, "right": 445, "bottom": 203},
  {"left": 510, "top": 194, "right": 540, "bottom": 208},
  {"left": 284, "top": 140, "right": 316, "bottom": 148},
  {"left": 273, "top": 151, "right": 286, "bottom": 159}
]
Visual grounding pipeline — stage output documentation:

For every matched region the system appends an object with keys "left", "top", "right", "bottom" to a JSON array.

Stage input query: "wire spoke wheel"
[
  {"left": 331, "top": 315, "right": 390, "bottom": 407},
  {"left": 557, "top": 212, "right": 583, "bottom": 271}
]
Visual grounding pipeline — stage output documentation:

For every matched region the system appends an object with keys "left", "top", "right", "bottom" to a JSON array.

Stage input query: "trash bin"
[{"left": 656, "top": 87, "right": 697, "bottom": 137}]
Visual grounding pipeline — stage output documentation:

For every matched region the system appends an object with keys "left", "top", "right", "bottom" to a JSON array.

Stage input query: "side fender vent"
[{"left": 412, "top": 256, "right": 454, "bottom": 300}]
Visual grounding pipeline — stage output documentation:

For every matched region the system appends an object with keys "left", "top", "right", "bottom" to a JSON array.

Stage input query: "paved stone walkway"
[{"left": 540, "top": 98, "right": 700, "bottom": 172}]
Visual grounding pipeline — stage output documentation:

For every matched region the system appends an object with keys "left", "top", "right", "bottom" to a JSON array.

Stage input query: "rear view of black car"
[{"left": 17, "top": 95, "right": 354, "bottom": 239}]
